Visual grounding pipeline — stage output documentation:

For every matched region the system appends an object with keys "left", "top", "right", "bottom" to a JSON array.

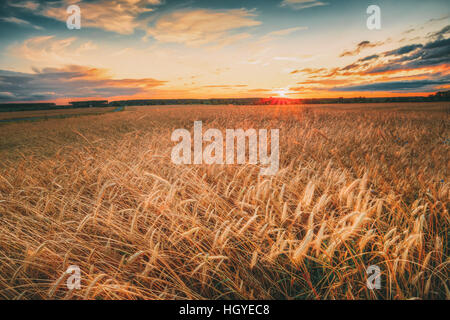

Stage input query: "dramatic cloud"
[
  {"left": 145, "top": 9, "right": 261, "bottom": 46},
  {"left": 281, "top": 0, "right": 328, "bottom": 10},
  {"left": 323, "top": 35, "right": 450, "bottom": 77},
  {"left": 366, "top": 38, "right": 450, "bottom": 74},
  {"left": 0, "top": 65, "right": 166, "bottom": 101},
  {"left": 286, "top": 23, "right": 450, "bottom": 95},
  {"left": 330, "top": 77, "right": 450, "bottom": 92}
]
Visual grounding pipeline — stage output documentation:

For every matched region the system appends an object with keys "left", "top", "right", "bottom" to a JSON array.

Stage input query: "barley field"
[{"left": 0, "top": 102, "right": 448, "bottom": 300}]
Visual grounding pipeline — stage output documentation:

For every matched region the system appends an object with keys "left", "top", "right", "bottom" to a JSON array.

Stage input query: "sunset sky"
[{"left": 0, "top": 0, "right": 449, "bottom": 103}]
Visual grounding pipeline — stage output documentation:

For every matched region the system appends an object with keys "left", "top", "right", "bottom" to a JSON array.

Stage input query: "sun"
[{"left": 273, "top": 88, "right": 289, "bottom": 97}]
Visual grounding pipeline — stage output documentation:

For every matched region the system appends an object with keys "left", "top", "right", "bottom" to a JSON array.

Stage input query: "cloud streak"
[
  {"left": 281, "top": 0, "right": 328, "bottom": 10},
  {"left": 0, "top": 16, "right": 43, "bottom": 29}
]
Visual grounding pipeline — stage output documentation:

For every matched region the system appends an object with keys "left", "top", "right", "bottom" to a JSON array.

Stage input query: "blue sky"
[{"left": 0, "top": 0, "right": 449, "bottom": 103}]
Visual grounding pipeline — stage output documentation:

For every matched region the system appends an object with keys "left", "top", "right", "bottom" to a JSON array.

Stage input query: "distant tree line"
[
  {"left": 109, "top": 90, "right": 450, "bottom": 106},
  {"left": 1, "top": 90, "right": 448, "bottom": 112},
  {"left": 0, "top": 100, "right": 110, "bottom": 112},
  {"left": 69, "top": 100, "right": 109, "bottom": 108},
  {"left": 0, "top": 103, "right": 60, "bottom": 112},
  {"left": 109, "top": 98, "right": 262, "bottom": 106}
]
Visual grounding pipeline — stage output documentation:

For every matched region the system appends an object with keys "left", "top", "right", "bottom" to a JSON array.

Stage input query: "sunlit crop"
[{"left": 0, "top": 103, "right": 448, "bottom": 300}]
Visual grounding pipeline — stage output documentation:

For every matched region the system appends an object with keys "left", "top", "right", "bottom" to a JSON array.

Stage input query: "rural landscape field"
[
  {"left": 0, "top": 0, "right": 449, "bottom": 304},
  {"left": 0, "top": 102, "right": 448, "bottom": 300}
]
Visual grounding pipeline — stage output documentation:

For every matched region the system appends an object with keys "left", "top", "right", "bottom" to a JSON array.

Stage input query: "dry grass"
[{"left": 0, "top": 102, "right": 448, "bottom": 300}]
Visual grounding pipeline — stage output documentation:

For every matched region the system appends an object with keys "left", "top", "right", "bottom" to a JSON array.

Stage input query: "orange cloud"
[{"left": 145, "top": 9, "right": 261, "bottom": 46}]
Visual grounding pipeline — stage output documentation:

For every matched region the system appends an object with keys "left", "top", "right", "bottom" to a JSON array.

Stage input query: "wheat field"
[
  {"left": 0, "top": 107, "right": 117, "bottom": 121},
  {"left": 0, "top": 102, "right": 448, "bottom": 300}
]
